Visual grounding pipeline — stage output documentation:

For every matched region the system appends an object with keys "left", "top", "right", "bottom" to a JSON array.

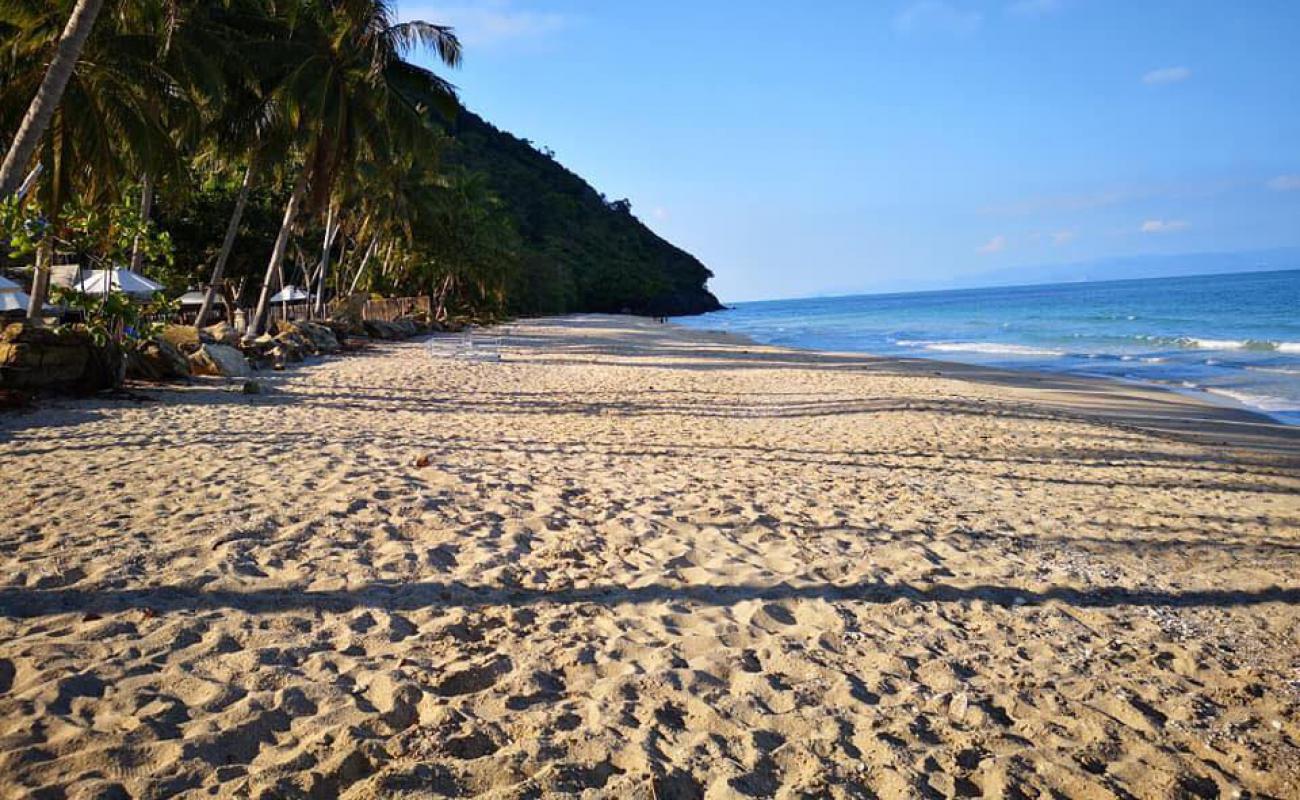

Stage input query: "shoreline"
[
  {"left": 2, "top": 314, "right": 1298, "bottom": 798},
  {"left": 663, "top": 316, "right": 1300, "bottom": 457}
]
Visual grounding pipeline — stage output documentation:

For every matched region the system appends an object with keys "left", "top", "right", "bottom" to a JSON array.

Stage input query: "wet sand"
[{"left": 1, "top": 314, "right": 1298, "bottom": 799}]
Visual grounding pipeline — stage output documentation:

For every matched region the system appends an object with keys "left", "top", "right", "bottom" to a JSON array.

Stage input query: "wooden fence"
[{"left": 355, "top": 295, "right": 431, "bottom": 322}]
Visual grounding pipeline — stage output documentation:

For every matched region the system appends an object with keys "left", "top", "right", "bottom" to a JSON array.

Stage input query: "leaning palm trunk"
[
  {"left": 246, "top": 171, "right": 308, "bottom": 339},
  {"left": 348, "top": 238, "right": 379, "bottom": 294},
  {"left": 128, "top": 174, "right": 154, "bottom": 273},
  {"left": 195, "top": 165, "right": 254, "bottom": 329},
  {"left": 0, "top": 0, "right": 104, "bottom": 197},
  {"left": 312, "top": 204, "right": 337, "bottom": 317}
]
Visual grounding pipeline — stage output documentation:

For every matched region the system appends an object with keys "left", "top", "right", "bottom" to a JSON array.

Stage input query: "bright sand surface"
[{"left": 2, "top": 314, "right": 1299, "bottom": 799}]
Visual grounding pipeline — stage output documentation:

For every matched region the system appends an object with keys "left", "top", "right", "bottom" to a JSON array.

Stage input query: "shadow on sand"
[{"left": 3, "top": 579, "right": 1298, "bottom": 620}]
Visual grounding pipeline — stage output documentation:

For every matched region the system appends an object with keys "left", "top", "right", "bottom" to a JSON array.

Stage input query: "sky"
[{"left": 398, "top": 0, "right": 1300, "bottom": 302}]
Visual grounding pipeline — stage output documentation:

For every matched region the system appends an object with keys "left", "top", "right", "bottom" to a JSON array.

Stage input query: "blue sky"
[{"left": 399, "top": 1, "right": 1300, "bottom": 302}]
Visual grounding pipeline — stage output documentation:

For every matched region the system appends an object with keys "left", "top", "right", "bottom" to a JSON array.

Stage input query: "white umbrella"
[
  {"left": 75, "top": 268, "right": 164, "bottom": 299},
  {"left": 0, "top": 274, "right": 33, "bottom": 314},
  {"left": 269, "top": 285, "right": 310, "bottom": 304},
  {"left": 177, "top": 289, "right": 208, "bottom": 306}
]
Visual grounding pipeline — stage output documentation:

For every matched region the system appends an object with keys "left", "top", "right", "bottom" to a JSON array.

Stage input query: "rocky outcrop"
[
  {"left": 202, "top": 322, "right": 241, "bottom": 348},
  {"left": 188, "top": 343, "right": 252, "bottom": 378},
  {"left": 295, "top": 321, "right": 341, "bottom": 354},
  {"left": 160, "top": 324, "right": 202, "bottom": 355},
  {"left": 363, "top": 318, "right": 422, "bottom": 340},
  {"left": 272, "top": 321, "right": 339, "bottom": 355},
  {"left": 0, "top": 323, "right": 124, "bottom": 393},
  {"left": 126, "top": 339, "right": 191, "bottom": 382}
]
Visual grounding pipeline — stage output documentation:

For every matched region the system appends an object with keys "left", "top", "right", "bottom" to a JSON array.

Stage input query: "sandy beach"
[{"left": 2, "top": 314, "right": 1299, "bottom": 799}]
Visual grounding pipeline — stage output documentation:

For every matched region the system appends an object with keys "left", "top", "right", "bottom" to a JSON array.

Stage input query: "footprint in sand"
[{"left": 433, "top": 656, "right": 513, "bottom": 697}]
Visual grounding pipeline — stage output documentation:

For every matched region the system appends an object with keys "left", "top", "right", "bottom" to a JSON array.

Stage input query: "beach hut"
[
  {"left": 269, "top": 285, "right": 310, "bottom": 304},
  {"left": 177, "top": 289, "right": 208, "bottom": 307},
  {"left": 0, "top": 274, "right": 32, "bottom": 316},
  {"left": 74, "top": 268, "right": 163, "bottom": 299}
]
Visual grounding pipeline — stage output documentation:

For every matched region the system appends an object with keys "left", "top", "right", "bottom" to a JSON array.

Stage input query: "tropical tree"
[
  {"left": 244, "top": 0, "right": 461, "bottom": 339},
  {"left": 0, "top": 0, "right": 105, "bottom": 198},
  {"left": 0, "top": 0, "right": 181, "bottom": 318}
]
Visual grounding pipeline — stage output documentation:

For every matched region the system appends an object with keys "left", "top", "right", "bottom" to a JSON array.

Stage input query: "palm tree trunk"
[
  {"left": 348, "top": 238, "right": 379, "bottom": 294},
  {"left": 313, "top": 203, "right": 337, "bottom": 317},
  {"left": 128, "top": 173, "right": 154, "bottom": 272},
  {"left": 26, "top": 239, "right": 54, "bottom": 321},
  {"left": 0, "top": 0, "right": 104, "bottom": 198},
  {"left": 195, "top": 165, "right": 254, "bottom": 329},
  {"left": 246, "top": 170, "right": 308, "bottom": 340},
  {"left": 26, "top": 136, "right": 63, "bottom": 321}
]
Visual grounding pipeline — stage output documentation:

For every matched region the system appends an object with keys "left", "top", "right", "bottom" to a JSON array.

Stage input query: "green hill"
[{"left": 446, "top": 108, "right": 722, "bottom": 317}]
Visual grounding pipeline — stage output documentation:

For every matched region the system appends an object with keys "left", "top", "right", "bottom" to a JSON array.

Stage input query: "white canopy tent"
[
  {"left": 74, "top": 268, "right": 164, "bottom": 299},
  {"left": 0, "top": 274, "right": 32, "bottom": 315},
  {"left": 269, "top": 285, "right": 310, "bottom": 304},
  {"left": 177, "top": 289, "right": 208, "bottom": 306}
]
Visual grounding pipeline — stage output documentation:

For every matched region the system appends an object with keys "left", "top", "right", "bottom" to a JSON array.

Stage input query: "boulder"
[
  {"left": 394, "top": 316, "right": 426, "bottom": 335},
  {"left": 126, "top": 338, "right": 191, "bottom": 382},
  {"left": 160, "top": 324, "right": 202, "bottom": 355},
  {"left": 272, "top": 335, "right": 305, "bottom": 362},
  {"left": 363, "top": 318, "right": 421, "bottom": 340},
  {"left": 0, "top": 322, "right": 123, "bottom": 393},
  {"left": 362, "top": 319, "right": 397, "bottom": 340},
  {"left": 188, "top": 343, "right": 252, "bottom": 378},
  {"left": 203, "top": 321, "right": 241, "bottom": 347},
  {"left": 296, "top": 321, "right": 341, "bottom": 354}
]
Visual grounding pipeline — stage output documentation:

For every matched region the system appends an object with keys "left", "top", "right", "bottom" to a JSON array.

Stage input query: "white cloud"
[
  {"left": 1268, "top": 175, "right": 1300, "bottom": 191},
  {"left": 651, "top": 207, "right": 669, "bottom": 221},
  {"left": 1140, "top": 219, "right": 1190, "bottom": 234},
  {"left": 894, "top": 2, "right": 983, "bottom": 37},
  {"left": 1142, "top": 66, "right": 1191, "bottom": 86},
  {"left": 1007, "top": 0, "right": 1064, "bottom": 17},
  {"left": 1050, "top": 229, "right": 1076, "bottom": 246},
  {"left": 401, "top": 1, "right": 568, "bottom": 48},
  {"left": 977, "top": 235, "right": 1007, "bottom": 254}
]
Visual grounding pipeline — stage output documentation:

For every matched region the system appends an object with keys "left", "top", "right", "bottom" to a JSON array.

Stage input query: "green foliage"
[
  {"left": 443, "top": 110, "right": 722, "bottom": 316},
  {"left": 1, "top": 1, "right": 720, "bottom": 322},
  {"left": 0, "top": 193, "right": 174, "bottom": 273},
  {"left": 0, "top": 193, "right": 47, "bottom": 258},
  {"left": 49, "top": 286, "right": 176, "bottom": 348}
]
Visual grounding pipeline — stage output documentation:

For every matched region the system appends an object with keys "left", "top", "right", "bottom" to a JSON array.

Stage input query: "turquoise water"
[{"left": 676, "top": 269, "right": 1300, "bottom": 424}]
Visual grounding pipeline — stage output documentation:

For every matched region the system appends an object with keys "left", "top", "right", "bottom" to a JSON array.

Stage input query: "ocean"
[{"left": 675, "top": 269, "right": 1300, "bottom": 425}]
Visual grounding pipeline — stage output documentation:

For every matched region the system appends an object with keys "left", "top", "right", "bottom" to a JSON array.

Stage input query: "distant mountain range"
[{"left": 952, "top": 247, "right": 1300, "bottom": 292}]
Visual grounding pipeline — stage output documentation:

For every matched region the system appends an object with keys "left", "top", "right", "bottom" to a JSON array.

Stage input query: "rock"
[
  {"left": 362, "top": 319, "right": 400, "bottom": 340},
  {"left": 272, "top": 333, "right": 307, "bottom": 362},
  {"left": 948, "top": 691, "right": 969, "bottom": 722},
  {"left": 363, "top": 318, "right": 421, "bottom": 340},
  {"left": 296, "top": 321, "right": 340, "bottom": 353},
  {"left": 0, "top": 322, "right": 122, "bottom": 393},
  {"left": 188, "top": 343, "right": 252, "bottom": 378},
  {"left": 160, "top": 324, "right": 202, "bottom": 354},
  {"left": 203, "top": 321, "right": 241, "bottom": 347},
  {"left": 126, "top": 338, "right": 191, "bottom": 382}
]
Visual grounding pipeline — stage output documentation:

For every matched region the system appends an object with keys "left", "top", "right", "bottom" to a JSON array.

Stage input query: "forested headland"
[{"left": 0, "top": 0, "right": 720, "bottom": 327}]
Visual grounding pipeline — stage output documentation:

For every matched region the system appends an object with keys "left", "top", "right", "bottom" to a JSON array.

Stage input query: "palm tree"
[
  {"left": 244, "top": 0, "right": 461, "bottom": 338},
  {"left": 1, "top": 0, "right": 180, "bottom": 317},
  {"left": 0, "top": 0, "right": 105, "bottom": 198},
  {"left": 188, "top": 0, "right": 297, "bottom": 328}
]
